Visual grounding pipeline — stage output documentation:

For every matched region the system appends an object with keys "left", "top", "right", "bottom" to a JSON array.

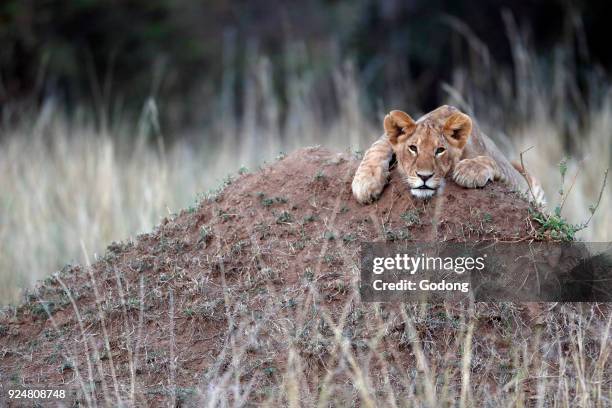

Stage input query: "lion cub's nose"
[{"left": 417, "top": 172, "right": 433, "bottom": 182}]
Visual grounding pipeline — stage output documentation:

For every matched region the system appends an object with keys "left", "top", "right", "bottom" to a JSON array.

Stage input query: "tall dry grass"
[
  {"left": 1, "top": 26, "right": 610, "bottom": 304},
  {"left": 27, "top": 215, "right": 612, "bottom": 406}
]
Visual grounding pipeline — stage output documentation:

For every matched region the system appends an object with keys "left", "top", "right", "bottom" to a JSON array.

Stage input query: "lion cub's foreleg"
[
  {"left": 452, "top": 155, "right": 503, "bottom": 188},
  {"left": 352, "top": 136, "right": 393, "bottom": 204}
]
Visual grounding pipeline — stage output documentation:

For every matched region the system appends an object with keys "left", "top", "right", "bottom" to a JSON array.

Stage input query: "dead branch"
[
  {"left": 519, "top": 146, "right": 538, "bottom": 205},
  {"left": 579, "top": 168, "right": 609, "bottom": 230}
]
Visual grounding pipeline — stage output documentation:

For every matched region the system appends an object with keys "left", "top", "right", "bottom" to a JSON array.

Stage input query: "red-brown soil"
[{"left": 0, "top": 147, "right": 606, "bottom": 406}]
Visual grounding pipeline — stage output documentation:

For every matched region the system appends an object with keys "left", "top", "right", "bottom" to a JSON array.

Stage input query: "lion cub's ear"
[
  {"left": 443, "top": 112, "right": 472, "bottom": 149},
  {"left": 384, "top": 110, "right": 416, "bottom": 145}
]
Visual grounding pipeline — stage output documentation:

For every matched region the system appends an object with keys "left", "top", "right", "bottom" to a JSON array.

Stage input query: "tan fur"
[{"left": 352, "top": 105, "right": 546, "bottom": 205}]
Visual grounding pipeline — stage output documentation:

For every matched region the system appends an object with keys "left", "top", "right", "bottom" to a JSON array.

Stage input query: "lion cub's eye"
[
  {"left": 435, "top": 147, "right": 446, "bottom": 156},
  {"left": 409, "top": 145, "right": 418, "bottom": 153}
]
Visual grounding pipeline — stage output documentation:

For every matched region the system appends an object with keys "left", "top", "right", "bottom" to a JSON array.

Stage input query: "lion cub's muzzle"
[{"left": 406, "top": 172, "right": 443, "bottom": 199}]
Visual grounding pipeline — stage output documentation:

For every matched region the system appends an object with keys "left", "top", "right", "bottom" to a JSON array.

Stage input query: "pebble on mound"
[{"left": 0, "top": 147, "right": 549, "bottom": 406}]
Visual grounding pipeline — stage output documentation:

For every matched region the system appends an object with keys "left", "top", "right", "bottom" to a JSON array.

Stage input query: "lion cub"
[{"left": 352, "top": 105, "right": 545, "bottom": 205}]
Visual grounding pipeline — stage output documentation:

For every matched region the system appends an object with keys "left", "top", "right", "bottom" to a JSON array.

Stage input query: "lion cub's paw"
[
  {"left": 452, "top": 156, "right": 498, "bottom": 188},
  {"left": 352, "top": 169, "right": 387, "bottom": 204}
]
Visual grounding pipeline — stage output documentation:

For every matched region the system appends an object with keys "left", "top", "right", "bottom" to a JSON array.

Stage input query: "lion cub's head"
[{"left": 385, "top": 107, "right": 472, "bottom": 199}]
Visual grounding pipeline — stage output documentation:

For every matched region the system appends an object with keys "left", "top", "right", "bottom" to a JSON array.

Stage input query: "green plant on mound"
[
  {"left": 530, "top": 209, "right": 579, "bottom": 241},
  {"left": 530, "top": 160, "right": 608, "bottom": 241}
]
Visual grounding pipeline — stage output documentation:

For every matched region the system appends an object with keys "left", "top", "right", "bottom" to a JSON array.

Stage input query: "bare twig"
[
  {"left": 460, "top": 312, "right": 475, "bottom": 408},
  {"left": 579, "top": 168, "right": 608, "bottom": 230},
  {"left": 519, "top": 146, "right": 537, "bottom": 205},
  {"left": 558, "top": 159, "right": 584, "bottom": 216},
  {"left": 114, "top": 267, "right": 136, "bottom": 406},
  {"left": 558, "top": 180, "right": 575, "bottom": 214}
]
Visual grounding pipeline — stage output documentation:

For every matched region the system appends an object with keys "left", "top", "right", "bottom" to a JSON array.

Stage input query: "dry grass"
[
  {"left": 7, "top": 211, "right": 610, "bottom": 406},
  {"left": 0, "top": 23, "right": 610, "bottom": 306},
  {"left": 0, "top": 144, "right": 609, "bottom": 406},
  {"left": 1, "top": 16, "right": 610, "bottom": 406}
]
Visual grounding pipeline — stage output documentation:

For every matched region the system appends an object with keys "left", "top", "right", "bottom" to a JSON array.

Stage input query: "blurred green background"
[{"left": 2, "top": 0, "right": 610, "bottom": 130}]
